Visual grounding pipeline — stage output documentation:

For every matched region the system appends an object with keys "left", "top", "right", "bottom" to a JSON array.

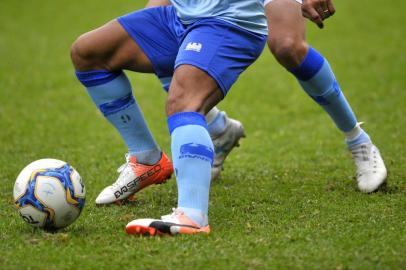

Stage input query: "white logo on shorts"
[{"left": 185, "top": 42, "right": 202, "bottom": 52}]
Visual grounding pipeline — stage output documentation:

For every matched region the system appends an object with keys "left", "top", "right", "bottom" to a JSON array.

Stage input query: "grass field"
[{"left": 1, "top": 0, "right": 405, "bottom": 269}]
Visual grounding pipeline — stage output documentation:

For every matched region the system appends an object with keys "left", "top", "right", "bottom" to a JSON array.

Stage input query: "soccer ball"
[{"left": 13, "top": 159, "right": 86, "bottom": 230}]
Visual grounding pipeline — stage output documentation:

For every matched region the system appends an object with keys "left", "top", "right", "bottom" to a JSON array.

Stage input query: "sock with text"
[{"left": 168, "top": 112, "right": 214, "bottom": 226}]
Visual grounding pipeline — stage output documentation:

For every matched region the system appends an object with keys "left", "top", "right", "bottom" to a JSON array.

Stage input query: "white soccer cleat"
[
  {"left": 211, "top": 116, "right": 245, "bottom": 180},
  {"left": 350, "top": 143, "right": 387, "bottom": 193},
  {"left": 95, "top": 153, "right": 173, "bottom": 205}
]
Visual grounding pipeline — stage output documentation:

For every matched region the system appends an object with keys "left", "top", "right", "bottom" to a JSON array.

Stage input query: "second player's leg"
[
  {"left": 266, "top": 0, "right": 308, "bottom": 69},
  {"left": 265, "top": 0, "right": 387, "bottom": 192}
]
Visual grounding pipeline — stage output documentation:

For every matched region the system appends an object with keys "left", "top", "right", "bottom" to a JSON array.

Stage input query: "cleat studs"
[
  {"left": 114, "top": 200, "right": 123, "bottom": 206},
  {"left": 148, "top": 228, "right": 156, "bottom": 236},
  {"left": 127, "top": 194, "right": 137, "bottom": 202}
]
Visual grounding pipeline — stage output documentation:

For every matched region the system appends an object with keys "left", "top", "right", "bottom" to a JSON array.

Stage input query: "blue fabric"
[
  {"left": 169, "top": 112, "right": 214, "bottom": 216},
  {"left": 81, "top": 71, "right": 132, "bottom": 105},
  {"left": 169, "top": 0, "right": 268, "bottom": 35},
  {"left": 80, "top": 72, "right": 160, "bottom": 162},
  {"left": 98, "top": 93, "right": 135, "bottom": 117},
  {"left": 310, "top": 81, "right": 340, "bottom": 105},
  {"left": 290, "top": 48, "right": 324, "bottom": 81},
  {"left": 179, "top": 142, "right": 214, "bottom": 166},
  {"left": 167, "top": 111, "right": 207, "bottom": 134},
  {"left": 293, "top": 49, "right": 358, "bottom": 132},
  {"left": 118, "top": 6, "right": 266, "bottom": 95},
  {"left": 159, "top": 76, "right": 173, "bottom": 91},
  {"left": 346, "top": 131, "right": 371, "bottom": 147},
  {"left": 75, "top": 70, "right": 122, "bottom": 87}
]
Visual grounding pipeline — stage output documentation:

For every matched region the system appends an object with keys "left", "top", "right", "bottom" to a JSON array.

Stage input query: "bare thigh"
[
  {"left": 71, "top": 20, "right": 154, "bottom": 73},
  {"left": 166, "top": 65, "right": 223, "bottom": 116},
  {"left": 266, "top": 0, "right": 308, "bottom": 68}
]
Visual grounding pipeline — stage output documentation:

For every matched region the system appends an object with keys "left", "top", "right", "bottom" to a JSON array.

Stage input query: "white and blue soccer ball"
[{"left": 13, "top": 159, "right": 86, "bottom": 230}]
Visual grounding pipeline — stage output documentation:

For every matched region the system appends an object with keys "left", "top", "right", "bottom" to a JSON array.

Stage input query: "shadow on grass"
[{"left": 376, "top": 182, "right": 405, "bottom": 194}]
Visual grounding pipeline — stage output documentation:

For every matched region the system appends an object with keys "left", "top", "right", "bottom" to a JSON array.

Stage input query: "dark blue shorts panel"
[
  {"left": 176, "top": 19, "right": 266, "bottom": 95},
  {"left": 118, "top": 6, "right": 267, "bottom": 95},
  {"left": 118, "top": 6, "right": 182, "bottom": 78}
]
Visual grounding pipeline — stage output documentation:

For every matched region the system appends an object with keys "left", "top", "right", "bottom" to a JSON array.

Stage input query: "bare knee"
[
  {"left": 166, "top": 66, "right": 222, "bottom": 116},
  {"left": 71, "top": 20, "right": 154, "bottom": 73},
  {"left": 268, "top": 36, "right": 308, "bottom": 69},
  {"left": 70, "top": 34, "right": 101, "bottom": 71},
  {"left": 166, "top": 76, "right": 206, "bottom": 116}
]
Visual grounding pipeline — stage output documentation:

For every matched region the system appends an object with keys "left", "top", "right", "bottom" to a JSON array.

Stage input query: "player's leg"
[
  {"left": 147, "top": 0, "right": 245, "bottom": 181},
  {"left": 125, "top": 20, "right": 266, "bottom": 235},
  {"left": 145, "top": 0, "right": 170, "bottom": 7},
  {"left": 71, "top": 21, "right": 163, "bottom": 166},
  {"left": 71, "top": 10, "right": 176, "bottom": 205},
  {"left": 145, "top": 0, "right": 245, "bottom": 181},
  {"left": 265, "top": 0, "right": 307, "bottom": 68},
  {"left": 158, "top": 78, "right": 246, "bottom": 181},
  {"left": 126, "top": 66, "right": 221, "bottom": 235},
  {"left": 265, "top": 0, "right": 386, "bottom": 192},
  {"left": 168, "top": 23, "right": 265, "bottom": 230},
  {"left": 71, "top": 21, "right": 161, "bottom": 167}
]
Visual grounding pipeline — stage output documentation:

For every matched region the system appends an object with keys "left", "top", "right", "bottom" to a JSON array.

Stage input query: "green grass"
[{"left": 1, "top": 0, "right": 405, "bottom": 269}]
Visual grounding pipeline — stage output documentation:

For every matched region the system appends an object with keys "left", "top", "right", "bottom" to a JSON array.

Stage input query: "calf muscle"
[{"left": 166, "top": 65, "right": 223, "bottom": 116}]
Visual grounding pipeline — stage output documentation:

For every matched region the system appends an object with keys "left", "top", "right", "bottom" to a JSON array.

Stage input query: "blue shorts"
[{"left": 118, "top": 6, "right": 266, "bottom": 96}]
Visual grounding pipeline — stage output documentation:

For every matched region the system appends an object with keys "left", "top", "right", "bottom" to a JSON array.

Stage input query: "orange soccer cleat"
[{"left": 95, "top": 153, "right": 173, "bottom": 205}]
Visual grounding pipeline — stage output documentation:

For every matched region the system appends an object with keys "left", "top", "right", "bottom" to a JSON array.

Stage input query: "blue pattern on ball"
[{"left": 15, "top": 164, "right": 85, "bottom": 229}]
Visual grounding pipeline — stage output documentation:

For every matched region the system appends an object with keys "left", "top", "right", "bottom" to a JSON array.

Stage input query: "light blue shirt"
[{"left": 169, "top": 0, "right": 268, "bottom": 35}]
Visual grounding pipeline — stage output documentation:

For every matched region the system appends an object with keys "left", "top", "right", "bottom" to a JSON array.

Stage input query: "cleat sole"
[
  {"left": 153, "top": 173, "right": 172, "bottom": 185},
  {"left": 126, "top": 225, "right": 163, "bottom": 236}
]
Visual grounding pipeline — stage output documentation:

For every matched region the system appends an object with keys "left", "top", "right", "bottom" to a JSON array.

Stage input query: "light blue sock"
[
  {"left": 289, "top": 48, "right": 371, "bottom": 147},
  {"left": 290, "top": 48, "right": 358, "bottom": 132},
  {"left": 168, "top": 112, "right": 214, "bottom": 226},
  {"left": 347, "top": 132, "right": 371, "bottom": 147},
  {"left": 75, "top": 70, "right": 161, "bottom": 164},
  {"left": 345, "top": 123, "right": 371, "bottom": 147}
]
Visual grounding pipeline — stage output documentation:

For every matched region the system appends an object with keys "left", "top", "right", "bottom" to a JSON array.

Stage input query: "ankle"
[
  {"left": 178, "top": 207, "right": 208, "bottom": 227},
  {"left": 345, "top": 124, "right": 371, "bottom": 147},
  {"left": 130, "top": 149, "right": 162, "bottom": 165}
]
